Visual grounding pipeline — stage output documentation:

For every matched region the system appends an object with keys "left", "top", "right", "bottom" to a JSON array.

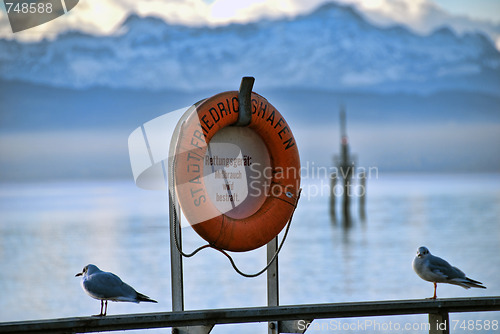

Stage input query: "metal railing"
[{"left": 1, "top": 296, "right": 499, "bottom": 334}]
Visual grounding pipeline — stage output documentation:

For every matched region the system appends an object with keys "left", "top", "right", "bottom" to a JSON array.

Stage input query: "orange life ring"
[{"left": 173, "top": 91, "right": 300, "bottom": 252}]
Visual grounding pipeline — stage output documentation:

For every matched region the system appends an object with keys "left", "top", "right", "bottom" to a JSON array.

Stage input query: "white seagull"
[
  {"left": 76, "top": 264, "right": 157, "bottom": 316},
  {"left": 412, "top": 246, "right": 486, "bottom": 299}
]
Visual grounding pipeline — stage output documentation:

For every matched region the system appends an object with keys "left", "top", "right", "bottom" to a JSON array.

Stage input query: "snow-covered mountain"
[{"left": 1, "top": 2, "right": 499, "bottom": 94}]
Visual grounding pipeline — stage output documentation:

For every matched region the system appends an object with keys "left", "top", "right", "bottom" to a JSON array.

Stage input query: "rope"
[{"left": 212, "top": 190, "right": 300, "bottom": 278}]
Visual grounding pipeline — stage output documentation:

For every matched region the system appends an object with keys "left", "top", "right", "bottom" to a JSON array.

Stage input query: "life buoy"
[{"left": 173, "top": 91, "right": 300, "bottom": 252}]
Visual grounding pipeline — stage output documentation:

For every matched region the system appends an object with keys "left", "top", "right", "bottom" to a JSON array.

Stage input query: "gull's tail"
[
  {"left": 450, "top": 277, "right": 487, "bottom": 289},
  {"left": 137, "top": 292, "right": 158, "bottom": 303},
  {"left": 464, "top": 277, "right": 487, "bottom": 289}
]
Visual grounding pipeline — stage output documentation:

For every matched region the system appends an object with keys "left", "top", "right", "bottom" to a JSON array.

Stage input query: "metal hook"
[{"left": 235, "top": 76, "right": 255, "bottom": 126}]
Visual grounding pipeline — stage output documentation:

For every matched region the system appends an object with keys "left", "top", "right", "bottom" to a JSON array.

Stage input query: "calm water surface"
[{"left": 1, "top": 174, "right": 499, "bottom": 333}]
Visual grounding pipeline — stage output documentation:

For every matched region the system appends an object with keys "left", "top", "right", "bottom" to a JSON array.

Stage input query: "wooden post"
[
  {"left": 359, "top": 173, "right": 366, "bottom": 221},
  {"left": 342, "top": 164, "right": 353, "bottom": 227},
  {"left": 342, "top": 176, "right": 350, "bottom": 224},
  {"left": 330, "top": 173, "right": 337, "bottom": 221}
]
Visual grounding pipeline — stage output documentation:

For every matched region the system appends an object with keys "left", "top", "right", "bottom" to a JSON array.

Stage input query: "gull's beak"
[{"left": 75, "top": 272, "right": 83, "bottom": 277}]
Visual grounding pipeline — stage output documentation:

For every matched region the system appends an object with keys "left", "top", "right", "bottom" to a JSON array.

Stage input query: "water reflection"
[{"left": 329, "top": 175, "right": 366, "bottom": 228}]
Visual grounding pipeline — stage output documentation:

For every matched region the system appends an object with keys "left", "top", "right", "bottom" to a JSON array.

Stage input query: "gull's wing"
[
  {"left": 427, "top": 255, "right": 466, "bottom": 280},
  {"left": 83, "top": 271, "right": 138, "bottom": 302}
]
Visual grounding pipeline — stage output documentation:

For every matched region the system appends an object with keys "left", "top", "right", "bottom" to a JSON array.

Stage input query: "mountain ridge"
[{"left": 0, "top": 2, "right": 499, "bottom": 94}]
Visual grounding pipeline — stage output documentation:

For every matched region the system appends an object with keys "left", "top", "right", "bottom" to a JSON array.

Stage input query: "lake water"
[{"left": 0, "top": 173, "right": 499, "bottom": 333}]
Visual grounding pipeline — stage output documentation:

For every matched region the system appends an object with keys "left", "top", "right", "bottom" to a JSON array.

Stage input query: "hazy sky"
[
  {"left": 1, "top": 0, "right": 499, "bottom": 46},
  {"left": 432, "top": 0, "right": 499, "bottom": 22}
]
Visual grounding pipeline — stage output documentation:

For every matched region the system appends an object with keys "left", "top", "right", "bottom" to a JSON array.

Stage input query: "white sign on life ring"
[{"left": 203, "top": 127, "right": 271, "bottom": 220}]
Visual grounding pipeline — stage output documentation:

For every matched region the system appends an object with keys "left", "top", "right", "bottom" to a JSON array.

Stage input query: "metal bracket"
[
  {"left": 429, "top": 311, "right": 450, "bottom": 334},
  {"left": 172, "top": 325, "right": 215, "bottom": 334},
  {"left": 235, "top": 76, "right": 255, "bottom": 126},
  {"left": 279, "top": 319, "right": 313, "bottom": 333}
]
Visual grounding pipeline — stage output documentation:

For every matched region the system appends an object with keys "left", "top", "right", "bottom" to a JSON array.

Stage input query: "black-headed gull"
[
  {"left": 412, "top": 246, "right": 486, "bottom": 299},
  {"left": 76, "top": 264, "right": 157, "bottom": 316}
]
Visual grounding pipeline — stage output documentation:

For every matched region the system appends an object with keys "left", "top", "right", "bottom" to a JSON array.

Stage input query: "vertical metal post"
[
  {"left": 267, "top": 236, "right": 279, "bottom": 334},
  {"left": 167, "top": 155, "right": 184, "bottom": 334},
  {"left": 167, "top": 103, "right": 201, "bottom": 319},
  {"left": 166, "top": 109, "right": 186, "bottom": 334},
  {"left": 168, "top": 130, "right": 214, "bottom": 334},
  {"left": 429, "top": 311, "right": 450, "bottom": 334},
  {"left": 169, "top": 187, "right": 184, "bottom": 312}
]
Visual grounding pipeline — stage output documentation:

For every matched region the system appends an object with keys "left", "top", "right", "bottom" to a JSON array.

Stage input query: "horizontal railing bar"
[{"left": 1, "top": 297, "right": 499, "bottom": 334}]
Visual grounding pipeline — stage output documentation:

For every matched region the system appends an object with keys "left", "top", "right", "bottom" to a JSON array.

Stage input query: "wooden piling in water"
[
  {"left": 330, "top": 173, "right": 337, "bottom": 221},
  {"left": 359, "top": 173, "right": 366, "bottom": 221}
]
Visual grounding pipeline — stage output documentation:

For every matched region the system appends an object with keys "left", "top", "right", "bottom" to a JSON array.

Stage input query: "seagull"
[
  {"left": 412, "top": 246, "right": 486, "bottom": 299},
  {"left": 76, "top": 264, "right": 157, "bottom": 316}
]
